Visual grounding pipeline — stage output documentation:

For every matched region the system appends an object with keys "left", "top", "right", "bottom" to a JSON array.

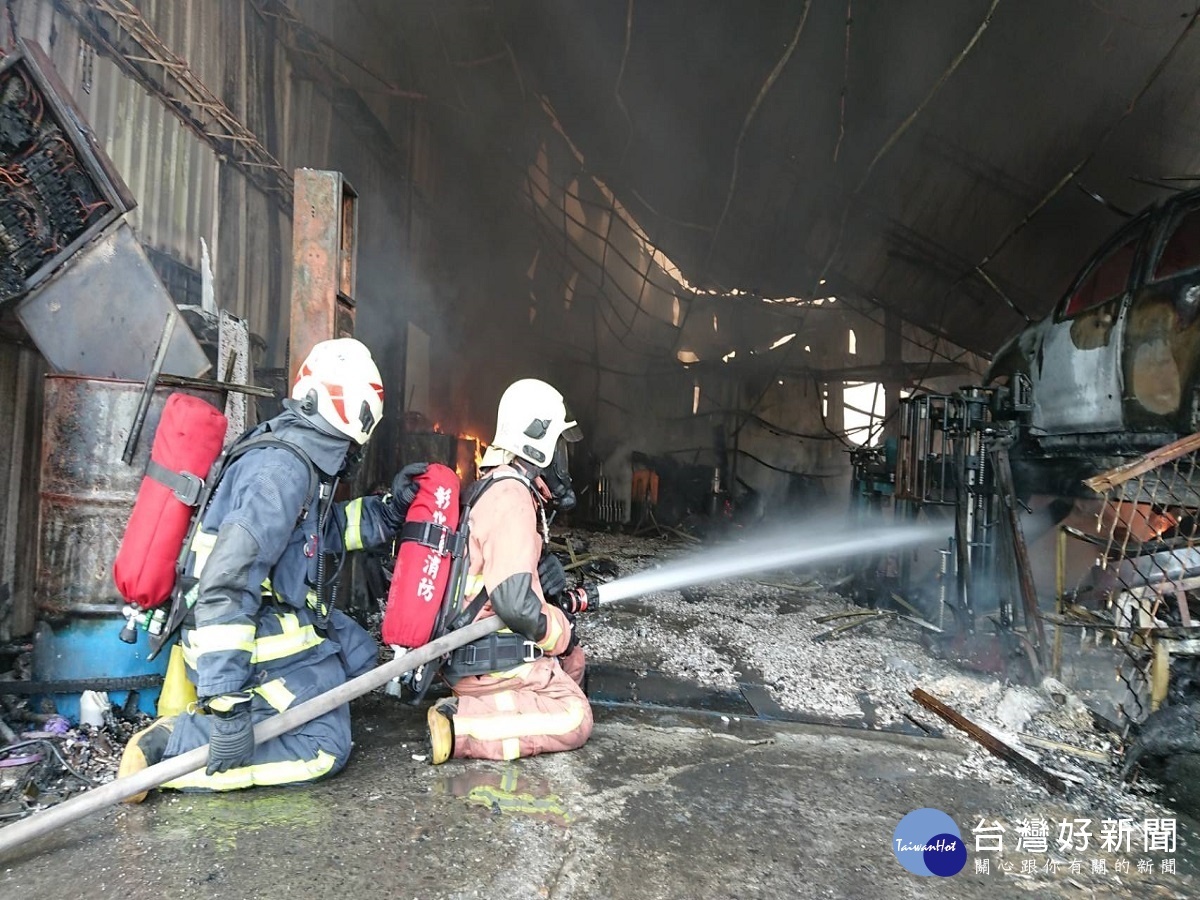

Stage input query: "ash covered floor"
[{"left": 3, "top": 532, "right": 1198, "bottom": 898}]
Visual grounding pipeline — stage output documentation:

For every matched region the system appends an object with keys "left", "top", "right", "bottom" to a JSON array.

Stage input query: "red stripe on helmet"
[{"left": 322, "top": 382, "right": 350, "bottom": 424}]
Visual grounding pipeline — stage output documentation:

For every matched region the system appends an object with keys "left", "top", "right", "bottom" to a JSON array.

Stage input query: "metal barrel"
[{"left": 32, "top": 375, "right": 224, "bottom": 719}]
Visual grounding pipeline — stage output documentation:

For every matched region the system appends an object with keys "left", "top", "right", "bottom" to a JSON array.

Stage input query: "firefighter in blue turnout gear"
[{"left": 118, "top": 339, "right": 423, "bottom": 800}]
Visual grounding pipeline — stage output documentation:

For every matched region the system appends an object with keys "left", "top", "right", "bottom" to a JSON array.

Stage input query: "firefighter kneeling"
[
  {"left": 427, "top": 379, "right": 594, "bottom": 763},
  {"left": 118, "top": 339, "right": 422, "bottom": 800}
]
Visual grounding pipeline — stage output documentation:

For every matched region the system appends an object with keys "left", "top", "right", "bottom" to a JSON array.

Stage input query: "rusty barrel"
[{"left": 32, "top": 375, "right": 224, "bottom": 720}]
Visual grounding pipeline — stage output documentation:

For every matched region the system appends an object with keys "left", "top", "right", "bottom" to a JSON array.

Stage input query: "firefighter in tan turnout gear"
[{"left": 428, "top": 378, "right": 593, "bottom": 762}]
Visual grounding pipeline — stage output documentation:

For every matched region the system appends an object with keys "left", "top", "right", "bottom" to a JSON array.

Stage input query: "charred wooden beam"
[
  {"left": 1084, "top": 431, "right": 1200, "bottom": 493},
  {"left": 994, "top": 444, "right": 1047, "bottom": 671},
  {"left": 1018, "top": 733, "right": 1110, "bottom": 764},
  {"left": 911, "top": 688, "right": 1067, "bottom": 795}
]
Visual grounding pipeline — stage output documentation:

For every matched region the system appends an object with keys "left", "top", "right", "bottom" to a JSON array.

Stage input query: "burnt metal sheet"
[
  {"left": 1116, "top": 545, "right": 1200, "bottom": 593},
  {"left": 0, "top": 40, "right": 135, "bottom": 303},
  {"left": 15, "top": 222, "right": 210, "bottom": 381},
  {"left": 35, "top": 375, "right": 223, "bottom": 619}
]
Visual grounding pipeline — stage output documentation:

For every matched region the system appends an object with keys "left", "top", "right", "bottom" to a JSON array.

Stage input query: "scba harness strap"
[
  {"left": 443, "top": 632, "right": 544, "bottom": 683},
  {"left": 399, "top": 520, "right": 468, "bottom": 558},
  {"left": 396, "top": 467, "right": 545, "bottom": 699},
  {"left": 148, "top": 430, "right": 322, "bottom": 661}
]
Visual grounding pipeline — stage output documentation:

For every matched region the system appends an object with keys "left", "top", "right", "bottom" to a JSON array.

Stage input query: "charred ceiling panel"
[{"left": 498, "top": 1, "right": 1200, "bottom": 357}]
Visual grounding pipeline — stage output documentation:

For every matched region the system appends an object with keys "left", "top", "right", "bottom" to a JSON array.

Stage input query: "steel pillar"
[{"left": 288, "top": 169, "right": 358, "bottom": 380}]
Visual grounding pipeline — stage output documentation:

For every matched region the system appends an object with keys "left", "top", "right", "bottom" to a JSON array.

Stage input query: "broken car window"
[
  {"left": 1152, "top": 205, "right": 1200, "bottom": 282},
  {"left": 1061, "top": 236, "right": 1138, "bottom": 318}
]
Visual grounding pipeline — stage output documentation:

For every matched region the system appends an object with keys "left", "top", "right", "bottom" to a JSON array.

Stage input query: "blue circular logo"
[{"left": 893, "top": 808, "right": 966, "bottom": 877}]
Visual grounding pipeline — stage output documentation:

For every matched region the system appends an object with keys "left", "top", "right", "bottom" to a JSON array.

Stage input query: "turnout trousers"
[
  {"left": 451, "top": 645, "right": 592, "bottom": 761},
  {"left": 160, "top": 653, "right": 352, "bottom": 791}
]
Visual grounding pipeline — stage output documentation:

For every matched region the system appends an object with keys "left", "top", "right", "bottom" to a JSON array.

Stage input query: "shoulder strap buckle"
[{"left": 145, "top": 459, "right": 205, "bottom": 506}]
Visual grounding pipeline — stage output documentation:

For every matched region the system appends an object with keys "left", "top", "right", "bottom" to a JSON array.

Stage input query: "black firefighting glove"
[
  {"left": 537, "top": 550, "right": 567, "bottom": 601},
  {"left": 384, "top": 462, "right": 429, "bottom": 528},
  {"left": 561, "top": 606, "right": 579, "bottom": 655},
  {"left": 206, "top": 705, "right": 255, "bottom": 775}
]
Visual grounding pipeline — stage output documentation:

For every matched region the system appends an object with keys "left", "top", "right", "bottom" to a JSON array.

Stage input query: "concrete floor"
[{"left": 2, "top": 692, "right": 1196, "bottom": 900}]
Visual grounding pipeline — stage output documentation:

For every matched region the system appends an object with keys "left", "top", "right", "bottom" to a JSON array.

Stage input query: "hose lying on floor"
[{"left": 0, "top": 616, "right": 503, "bottom": 858}]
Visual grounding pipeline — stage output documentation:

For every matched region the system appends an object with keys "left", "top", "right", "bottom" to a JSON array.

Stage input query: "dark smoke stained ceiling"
[{"left": 479, "top": 0, "right": 1200, "bottom": 357}]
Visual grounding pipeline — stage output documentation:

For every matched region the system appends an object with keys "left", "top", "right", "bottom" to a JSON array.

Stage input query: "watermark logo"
[{"left": 893, "top": 808, "right": 967, "bottom": 877}]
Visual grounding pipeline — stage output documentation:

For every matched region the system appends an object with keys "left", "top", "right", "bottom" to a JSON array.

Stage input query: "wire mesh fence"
[{"left": 1079, "top": 433, "right": 1200, "bottom": 727}]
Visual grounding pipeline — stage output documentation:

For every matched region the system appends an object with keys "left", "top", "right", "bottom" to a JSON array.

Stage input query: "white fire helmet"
[
  {"left": 291, "top": 338, "right": 384, "bottom": 445},
  {"left": 485, "top": 378, "right": 581, "bottom": 468}
]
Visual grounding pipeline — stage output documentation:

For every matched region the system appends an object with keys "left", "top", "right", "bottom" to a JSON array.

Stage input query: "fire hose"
[
  {"left": 0, "top": 585, "right": 614, "bottom": 856},
  {"left": 0, "top": 522, "right": 939, "bottom": 857},
  {"left": 0, "top": 616, "right": 503, "bottom": 857}
]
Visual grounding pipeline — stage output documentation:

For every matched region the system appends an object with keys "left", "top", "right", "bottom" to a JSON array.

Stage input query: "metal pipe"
[
  {"left": 1054, "top": 526, "right": 1066, "bottom": 677},
  {"left": 0, "top": 615, "right": 502, "bottom": 858},
  {"left": 122, "top": 308, "right": 177, "bottom": 465},
  {"left": 937, "top": 546, "right": 952, "bottom": 631},
  {"left": 993, "top": 444, "right": 1046, "bottom": 672}
]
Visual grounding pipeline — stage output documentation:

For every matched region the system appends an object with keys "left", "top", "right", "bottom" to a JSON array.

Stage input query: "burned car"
[{"left": 989, "top": 188, "right": 1200, "bottom": 497}]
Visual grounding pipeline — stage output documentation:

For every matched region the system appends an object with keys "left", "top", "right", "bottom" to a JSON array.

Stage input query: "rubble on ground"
[
  {"left": 564, "top": 530, "right": 1177, "bottom": 828},
  {"left": 0, "top": 705, "right": 149, "bottom": 820}
]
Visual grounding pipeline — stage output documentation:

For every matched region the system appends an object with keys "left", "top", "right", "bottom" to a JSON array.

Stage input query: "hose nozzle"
[{"left": 560, "top": 583, "right": 600, "bottom": 614}]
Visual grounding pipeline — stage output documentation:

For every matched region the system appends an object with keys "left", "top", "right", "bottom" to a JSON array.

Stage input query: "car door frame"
[{"left": 1029, "top": 211, "right": 1153, "bottom": 436}]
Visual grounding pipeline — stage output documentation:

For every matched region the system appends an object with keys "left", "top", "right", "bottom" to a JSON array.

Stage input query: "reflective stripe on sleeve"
[
  {"left": 343, "top": 498, "right": 366, "bottom": 551},
  {"left": 206, "top": 693, "right": 252, "bottom": 713},
  {"left": 536, "top": 613, "right": 563, "bottom": 653},
  {"left": 190, "top": 531, "right": 218, "bottom": 578},
  {"left": 187, "top": 623, "right": 256, "bottom": 658}
]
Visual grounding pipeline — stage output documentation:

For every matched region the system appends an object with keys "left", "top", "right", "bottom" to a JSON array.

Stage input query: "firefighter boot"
[
  {"left": 427, "top": 698, "right": 457, "bottom": 765},
  {"left": 117, "top": 716, "right": 176, "bottom": 803}
]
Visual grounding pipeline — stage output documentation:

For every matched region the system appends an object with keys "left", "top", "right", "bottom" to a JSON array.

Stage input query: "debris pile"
[
  {"left": 1, "top": 646, "right": 151, "bottom": 821},
  {"left": 564, "top": 530, "right": 1176, "bottom": 826},
  {"left": 0, "top": 714, "right": 150, "bottom": 821}
]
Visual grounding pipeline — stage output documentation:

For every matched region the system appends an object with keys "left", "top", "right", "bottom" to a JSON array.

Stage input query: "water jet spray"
[{"left": 595, "top": 523, "right": 944, "bottom": 605}]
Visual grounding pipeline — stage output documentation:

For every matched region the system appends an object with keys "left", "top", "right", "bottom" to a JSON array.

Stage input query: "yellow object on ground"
[
  {"left": 156, "top": 643, "right": 197, "bottom": 718},
  {"left": 428, "top": 699, "right": 455, "bottom": 765}
]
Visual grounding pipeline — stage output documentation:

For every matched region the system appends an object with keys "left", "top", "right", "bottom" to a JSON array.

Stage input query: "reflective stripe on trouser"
[
  {"left": 180, "top": 612, "right": 325, "bottom": 673},
  {"left": 161, "top": 654, "right": 352, "bottom": 792},
  {"left": 451, "top": 652, "right": 592, "bottom": 762}
]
